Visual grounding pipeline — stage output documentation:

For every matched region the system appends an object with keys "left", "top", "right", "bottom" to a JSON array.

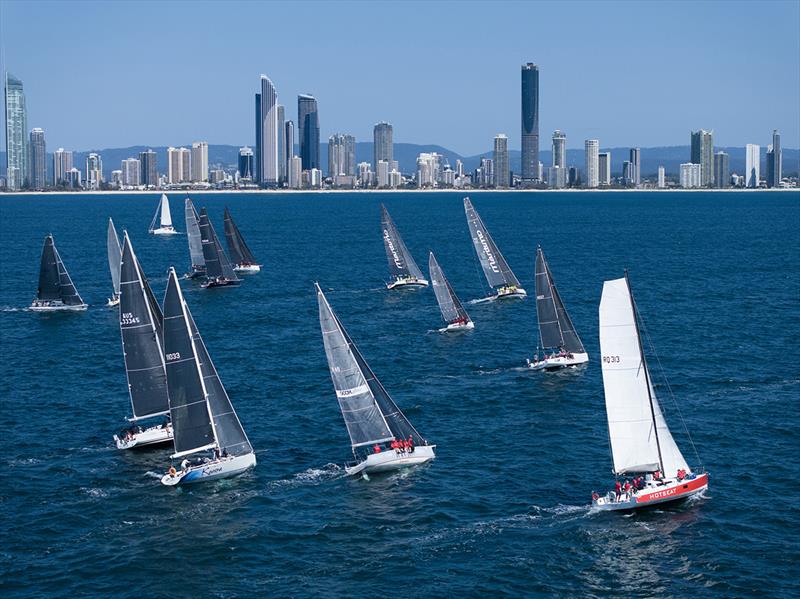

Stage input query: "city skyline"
[{"left": 1, "top": 1, "right": 798, "bottom": 154}]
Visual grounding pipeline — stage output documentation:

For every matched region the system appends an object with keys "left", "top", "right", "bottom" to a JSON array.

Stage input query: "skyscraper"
[
  {"left": 690, "top": 130, "right": 714, "bottom": 186},
  {"left": 373, "top": 122, "right": 393, "bottom": 177},
  {"left": 745, "top": 144, "right": 760, "bottom": 188},
  {"left": 277, "top": 104, "right": 286, "bottom": 184},
  {"left": 494, "top": 134, "right": 509, "bottom": 187},
  {"left": 598, "top": 152, "right": 611, "bottom": 185},
  {"left": 629, "top": 148, "right": 641, "bottom": 186},
  {"left": 657, "top": 166, "right": 666, "bottom": 189},
  {"left": 121, "top": 158, "right": 140, "bottom": 186},
  {"left": 53, "top": 148, "right": 73, "bottom": 187},
  {"left": 139, "top": 149, "right": 158, "bottom": 187},
  {"left": 767, "top": 129, "right": 781, "bottom": 187},
  {"left": 4, "top": 73, "right": 28, "bottom": 190},
  {"left": 552, "top": 130, "right": 566, "bottom": 168},
  {"left": 521, "top": 63, "right": 539, "bottom": 182},
  {"left": 328, "top": 134, "right": 347, "bottom": 177},
  {"left": 179, "top": 147, "right": 191, "bottom": 182},
  {"left": 167, "top": 147, "right": 182, "bottom": 184},
  {"left": 680, "top": 163, "right": 701, "bottom": 188},
  {"left": 238, "top": 146, "right": 254, "bottom": 180},
  {"left": 714, "top": 151, "right": 729, "bottom": 189},
  {"left": 585, "top": 139, "right": 599, "bottom": 188},
  {"left": 257, "top": 75, "right": 279, "bottom": 185},
  {"left": 86, "top": 153, "right": 103, "bottom": 190},
  {"left": 254, "top": 92, "right": 261, "bottom": 183},
  {"left": 29, "top": 128, "right": 47, "bottom": 190},
  {"left": 298, "top": 94, "right": 320, "bottom": 171},
  {"left": 191, "top": 141, "right": 208, "bottom": 182},
  {"left": 284, "top": 120, "right": 295, "bottom": 176}
]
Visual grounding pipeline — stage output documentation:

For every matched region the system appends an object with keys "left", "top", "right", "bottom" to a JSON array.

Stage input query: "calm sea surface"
[{"left": 0, "top": 191, "right": 798, "bottom": 597}]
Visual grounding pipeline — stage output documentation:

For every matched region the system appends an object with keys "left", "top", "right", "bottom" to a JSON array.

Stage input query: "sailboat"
[
  {"left": 30, "top": 235, "right": 87, "bottom": 311},
  {"left": 160, "top": 267, "right": 256, "bottom": 486},
  {"left": 184, "top": 198, "right": 206, "bottom": 278},
  {"left": 106, "top": 218, "right": 122, "bottom": 306},
  {"left": 428, "top": 252, "right": 473, "bottom": 332},
  {"left": 198, "top": 208, "right": 241, "bottom": 288},
  {"left": 463, "top": 197, "right": 526, "bottom": 300},
  {"left": 148, "top": 194, "right": 178, "bottom": 235},
  {"left": 381, "top": 204, "right": 428, "bottom": 289},
  {"left": 224, "top": 207, "right": 261, "bottom": 273},
  {"left": 316, "top": 283, "right": 435, "bottom": 476},
  {"left": 527, "top": 246, "right": 589, "bottom": 371},
  {"left": 113, "top": 232, "right": 173, "bottom": 450},
  {"left": 592, "top": 273, "right": 708, "bottom": 511}
]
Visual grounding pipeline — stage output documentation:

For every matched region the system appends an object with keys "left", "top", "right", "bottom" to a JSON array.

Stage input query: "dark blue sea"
[{"left": 1, "top": 191, "right": 798, "bottom": 597}]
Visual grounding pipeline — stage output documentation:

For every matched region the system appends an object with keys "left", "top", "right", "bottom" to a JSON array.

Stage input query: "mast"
[
  {"left": 149, "top": 196, "right": 161, "bottom": 232},
  {"left": 625, "top": 270, "right": 664, "bottom": 475}
]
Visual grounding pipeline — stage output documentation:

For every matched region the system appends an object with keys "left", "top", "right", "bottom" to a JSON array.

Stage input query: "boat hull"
[
  {"left": 186, "top": 266, "right": 207, "bottom": 279},
  {"left": 201, "top": 277, "right": 241, "bottom": 289},
  {"left": 345, "top": 444, "right": 436, "bottom": 476},
  {"left": 528, "top": 352, "right": 589, "bottom": 371},
  {"left": 107, "top": 295, "right": 120, "bottom": 307},
  {"left": 234, "top": 264, "right": 261, "bottom": 274},
  {"left": 439, "top": 321, "right": 475, "bottom": 333},
  {"left": 150, "top": 227, "right": 178, "bottom": 236},
  {"left": 114, "top": 424, "right": 173, "bottom": 450},
  {"left": 387, "top": 277, "right": 429, "bottom": 290},
  {"left": 30, "top": 301, "right": 87, "bottom": 312},
  {"left": 593, "top": 473, "right": 709, "bottom": 511},
  {"left": 161, "top": 452, "right": 257, "bottom": 486}
]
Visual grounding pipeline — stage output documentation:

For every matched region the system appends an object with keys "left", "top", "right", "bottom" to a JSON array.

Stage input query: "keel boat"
[
  {"left": 464, "top": 197, "right": 526, "bottom": 300},
  {"left": 184, "top": 198, "right": 206, "bottom": 279},
  {"left": 224, "top": 207, "right": 261, "bottom": 273},
  {"left": 316, "top": 283, "right": 435, "bottom": 476},
  {"left": 381, "top": 205, "right": 428, "bottom": 289},
  {"left": 106, "top": 218, "right": 122, "bottom": 306},
  {"left": 30, "top": 235, "right": 87, "bottom": 311},
  {"left": 113, "top": 233, "right": 173, "bottom": 450},
  {"left": 527, "top": 246, "right": 588, "bottom": 371},
  {"left": 592, "top": 273, "right": 708, "bottom": 511},
  {"left": 429, "top": 252, "right": 473, "bottom": 332},
  {"left": 198, "top": 208, "right": 241, "bottom": 288},
  {"left": 160, "top": 268, "right": 256, "bottom": 486},
  {"left": 149, "top": 194, "right": 178, "bottom": 235}
]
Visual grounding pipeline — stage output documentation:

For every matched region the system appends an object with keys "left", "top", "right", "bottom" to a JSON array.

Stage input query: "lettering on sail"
[
  {"left": 384, "top": 229, "right": 404, "bottom": 270},
  {"left": 476, "top": 230, "right": 500, "bottom": 273}
]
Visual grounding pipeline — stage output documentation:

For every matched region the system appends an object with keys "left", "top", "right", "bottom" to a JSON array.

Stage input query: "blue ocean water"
[{"left": 0, "top": 191, "right": 798, "bottom": 597}]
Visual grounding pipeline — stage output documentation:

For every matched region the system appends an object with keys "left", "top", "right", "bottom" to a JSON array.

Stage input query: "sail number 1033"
[
  {"left": 602, "top": 355, "right": 621, "bottom": 364},
  {"left": 166, "top": 352, "right": 181, "bottom": 361}
]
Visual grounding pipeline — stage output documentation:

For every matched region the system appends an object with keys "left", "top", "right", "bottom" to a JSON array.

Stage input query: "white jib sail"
[
  {"left": 160, "top": 194, "right": 173, "bottom": 227},
  {"left": 599, "top": 277, "right": 689, "bottom": 477}
]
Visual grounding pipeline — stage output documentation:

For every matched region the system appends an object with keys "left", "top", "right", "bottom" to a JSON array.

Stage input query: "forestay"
[
  {"left": 198, "top": 208, "right": 239, "bottom": 281},
  {"left": 599, "top": 277, "right": 689, "bottom": 476},
  {"left": 107, "top": 219, "right": 122, "bottom": 297},
  {"left": 163, "top": 268, "right": 216, "bottom": 457},
  {"left": 429, "top": 252, "right": 470, "bottom": 324},
  {"left": 185, "top": 199, "right": 205, "bottom": 268},
  {"left": 463, "top": 197, "right": 521, "bottom": 290},
  {"left": 119, "top": 234, "right": 169, "bottom": 420},
  {"left": 223, "top": 207, "right": 257, "bottom": 265},
  {"left": 381, "top": 205, "right": 424, "bottom": 280},
  {"left": 535, "top": 247, "right": 585, "bottom": 353}
]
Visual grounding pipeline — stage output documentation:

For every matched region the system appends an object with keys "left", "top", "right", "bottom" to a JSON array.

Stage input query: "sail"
[
  {"left": 162, "top": 268, "right": 216, "bottom": 457},
  {"left": 148, "top": 196, "right": 162, "bottom": 232},
  {"left": 317, "top": 284, "right": 426, "bottom": 448},
  {"left": 463, "top": 197, "right": 521, "bottom": 289},
  {"left": 535, "top": 248, "right": 563, "bottom": 349},
  {"left": 107, "top": 219, "right": 122, "bottom": 297},
  {"left": 381, "top": 205, "right": 425, "bottom": 280},
  {"left": 37, "top": 236, "right": 61, "bottom": 301},
  {"left": 550, "top": 262, "right": 585, "bottom": 354},
  {"left": 223, "top": 207, "right": 257, "bottom": 265},
  {"left": 429, "top": 252, "right": 470, "bottom": 325},
  {"left": 51, "top": 239, "right": 84, "bottom": 305},
  {"left": 185, "top": 199, "right": 205, "bottom": 268},
  {"left": 599, "top": 277, "right": 689, "bottom": 476},
  {"left": 160, "top": 194, "right": 173, "bottom": 227},
  {"left": 119, "top": 233, "right": 169, "bottom": 420},
  {"left": 199, "top": 208, "right": 239, "bottom": 281}
]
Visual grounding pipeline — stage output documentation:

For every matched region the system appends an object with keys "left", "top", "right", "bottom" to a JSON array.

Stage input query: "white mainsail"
[
  {"left": 107, "top": 218, "right": 122, "bottom": 297},
  {"left": 599, "top": 277, "right": 690, "bottom": 477},
  {"left": 185, "top": 198, "right": 205, "bottom": 268},
  {"left": 160, "top": 194, "right": 173, "bottom": 227}
]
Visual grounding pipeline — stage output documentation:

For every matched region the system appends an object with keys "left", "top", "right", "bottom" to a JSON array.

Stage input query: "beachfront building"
[
  {"left": 680, "top": 162, "right": 701, "bottom": 188},
  {"left": 745, "top": 144, "right": 760, "bottom": 188},
  {"left": 585, "top": 139, "right": 599, "bottom": 188},
  {"left": 494, "top": 134, "right": 510, "bottom": 187}
]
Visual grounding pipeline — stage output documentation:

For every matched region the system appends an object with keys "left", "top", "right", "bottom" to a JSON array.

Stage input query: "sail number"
[
  {"left": 602, "top": 355, "right": 621, "bottom": 363},
  {"left": 166, "top": 352, "right": 181, "bottom": 361},
  {"left": 121, "top": 313, "right": 140, "bottom": 325}
]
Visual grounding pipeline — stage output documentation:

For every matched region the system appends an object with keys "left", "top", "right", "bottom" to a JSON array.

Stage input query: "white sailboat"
[
  {"left": 381, "top": 205, "right": 428, "bottom": 289},
  {"left": 106, "top": 218, "right": 122, "bottom": 306},
  {"left": 148, "top": 194, "right": 178, "bottom": 235},
  {"left": 463, "top": 197, "right": 526, "bottom": 300},
  {"left": 160, "top": 268, "right": 256, "bottom": 485},
  {"left": 184, "top": 198, "right": 206, "bottom": 278},
  {"left": 527, "top": 246, "right": 589, "bottom": 370},
  {"left": 30, "top": 235, "right": 88, "bottom": 311},
  {"left": 113, "top": 232, "right": 173, "bottom": 450},
  {"left": 316, "top": 283, "right": 435, "bottom": 476},
  {"left": 428, "top": 252, "right": 473, "bottom": 332},
  {"left": 592, "top": 273, "right": 708, "bottom": 511}
]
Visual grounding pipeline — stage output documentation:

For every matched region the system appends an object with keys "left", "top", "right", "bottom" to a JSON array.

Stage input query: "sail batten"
[
  {"left": 223, "top": 207, "right": 257, "bottom": 265},
  {"left": 429, "top": 252, "right": 470, "bottom": 325},
  {"left": 381, "top": 205, "right": 424, "bottom": 280},
  {"left": 463, "top": 198, "right": 521, "bottom": 290},
  {"left": 107, "top": 219, "right": 122, "bottom": 296},
  {"left": 185, "top": 199, "right": 205, "bottom": 268}
]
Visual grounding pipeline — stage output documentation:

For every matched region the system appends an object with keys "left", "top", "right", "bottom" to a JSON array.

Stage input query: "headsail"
[
  {"left": 317, "top": 284, "right": 426, "bottom": 450},
  {"left": 198, "top": 208, "right": 239, "bottom": 282},
  {"left": 107, "top": 218, "right": 122, "bottom": 297},
  {"left": 599, "top": 276, "right": 689, "bottom": 477},
  {"left": 223, "top": 207, "right": 257, "bottom": 265},
  {"left": 429, "top": 252, "right": 470, "bottom": 325},
  {"left": 119, "top": 233, "right": 169, "bottom": 420},
  {"left": 535, "top": 247, "right": 585, "bottom": 353},
  {"left": 185, "top": 199, "right": 205, "bottom": 269},
  {"left": 464, "top": 197, "right": 521, "bottom": 290},
  {"left": 160, "top": 194, "right": 173, "bottom": 227},
  {"left": 381, "top": 205, "right": 425, "bottom": 280},
  {"left": 162, "top": 268, "right": 216, "bottom": 457}
]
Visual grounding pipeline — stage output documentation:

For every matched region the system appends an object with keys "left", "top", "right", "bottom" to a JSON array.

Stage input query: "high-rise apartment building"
[
  {"left": 690, "top": 130, "right": 714, "bottom": 186},
  {"left": 298, "top": 94, "right": 320, "bottom": 171},
  {"left": 376, "top": 160, "right": 390, "bottom": 188},
  {"left": 745, "top": 144, "right": 760, "bottom": 188},
  {"left": 373, "top": 122, "right": 393, "bottom": 177},
  {"left": 598, "top": 152, "right": 611, "bottom": 185},
  {"left": 657, "top": 166, "right": 665, "bottom": 189},
  {"left": 191, "top": 141, "right": 208, "bottom": 182},
  {"left": 4, "top": 73, "right": 28, "bottom": 190},
  {"left": 255, "top": 92, "right": 261, "bottom": 183},
  {"left": 521, "top": 63, "right": 539, "bottom": 181},
  {"left": 288, "top": 155, "right": 302, "bottom": 189},
  {"left": 284, "top": 120, "right": 294, "bottom": 180},
  {"left": 167, "top": 147, "right": 183, "bottom": 184},
  {"left": 238, "top": 146, "right": 254, "bottom": 180},
  {"left": 552, "top": 130, "right": 566, "bottom": 168},
  {"left": 276, "top": 104, "right": 286, "bottom": 184},
  {"left": 86, "top": 153, "right": 103, "bottom": 190},
  {"left": 766, "top": 129, "right": 781, "bottom": 187},
  {"left": 139, "top": 149, "right": 158, "bottom": 186},
  {"left": 680, "top": 163, "right": 701, "bottom": 188},
  {"left": 713, "top": 152, "right": 729, "bottom": 189},
  {"left": 328, "top": 134, "right": 346, "bottom": 177},
  {"left": 180, "top": 147, "right": 191, "bottom": 182},
  {"left": 585, "top": 139, "right": 599, "bottom": 188},
  {"left": 121, "top": 157, "right": 140, "bottom": 186},
  {"left": 53, "top": 148, "right": 73, "bottom": 187},
  {"left": 622, "top": 161, "right": 633, "bottom": 186},
  {"left": 493, "top": 134, "right": 510, "bottom": 187},
  {"left": 629, "top": 148, "right": 641, "bottom": 186},
  {"left": 256, "top": 76, "right": 279, "bottom": 185},
  {"left": 547, "top": 166, "right": 566, "bottom": 189},
  {"left": 29, "top": 128, "right": 47, "bottom": 190}
]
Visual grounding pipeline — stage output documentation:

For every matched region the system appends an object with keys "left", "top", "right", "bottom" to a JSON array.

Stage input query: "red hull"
[{"left": 635, "top": 473, "right": 709, "bottom": 505}]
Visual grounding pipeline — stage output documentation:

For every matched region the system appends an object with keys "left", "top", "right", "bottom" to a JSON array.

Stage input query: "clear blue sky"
[{"left": 2, "top": 0, "right": 798, "bottom": 154}]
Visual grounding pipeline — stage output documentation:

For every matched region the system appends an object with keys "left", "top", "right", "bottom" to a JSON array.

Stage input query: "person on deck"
[
  {"left": 614, "top": 480, "right": 622, "bottom": 500},
  {"left": 624, "top": 480, "right": 632, "bottom": 498},
  {"left": 406, "top": 436, "right": 414, "bottom": 453},
  {"left": 373, "top": 444, "right": 381, "bottom": 454}
]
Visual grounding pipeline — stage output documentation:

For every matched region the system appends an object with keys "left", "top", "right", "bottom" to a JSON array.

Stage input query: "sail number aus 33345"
[
  {"left": 602, "top": 356, "right": 621, "bottom": 363},
  {"left": 121, "top": 313, "right": 140, "bottom": 325}
]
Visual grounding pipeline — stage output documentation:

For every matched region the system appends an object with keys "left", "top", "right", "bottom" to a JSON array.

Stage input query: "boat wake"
[
  {"left": 144, "top": 470, "right": 164, "bottom": 480},
  {"left": 1, "top": 306, "right": 24, "bottom": 312},
  {"left": 466, "top": 297, "right": 494, "bottom": 305},
  {"left": 268, "top": 463, "right": 344, "bottom": 490}
]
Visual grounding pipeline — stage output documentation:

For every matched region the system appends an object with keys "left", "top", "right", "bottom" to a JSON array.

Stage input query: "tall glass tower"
[
  {"left": 373, "top": 122, "right": 393, "bottom": 173},
  {"left": 298, "top": 94, "right": 320, "bottom": 171},
  {"left": 29, "top": 128, "right": 47, "bottom": 190},
  {"left": 690, "top": 130, "right": 714, "bottom": 187},
  {"left": 521, "top": 63, "right": 539, "bottom": 182},
  {"left": 277, "top": 104, "right": 286, "bottom": 184},
  {"left": 4, "top": 73, "right": 28, "bottom": 190},
  {"left": 258, "top": 75, "right": 279, "bottom": 186}
]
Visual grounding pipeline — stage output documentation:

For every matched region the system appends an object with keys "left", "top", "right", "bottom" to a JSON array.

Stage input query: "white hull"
[
  {"left": 107, "top": 295, "right": 120, "bottom": 307},
  {"left": 494, "top": 286, "right": 527, "bottom": 300},
  {"left": 234, "top": 263, "right": 261, "bottom": 274},
  {"left": 527, "top": 352, "right": 589, "bottom": 371},
  {"left": 30, "top": 301, "right": 87, "bottom": 312},
  {"left": 150, "top": 226, "right": 178, "bottom": 236},
  {"left": 114, "top": 423, "right": 173, "bottom": 450},
  {"left": 201, "top": 277, "right": 241, "bottom": 288},
  {"left": 387, "top": 277, "right": 429, "bottom": 290},
  {"left": 439, "top": 320, "right": 475, "bottom": 333},
  {"left": 161, "top": 452, "right": 256, "bottom": 486},
  {"left": 593, "top": 473, "right": 709, "bottom": 511},
  {"left": 345, "top": 444, "right": 436, "bottom": 476}
]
